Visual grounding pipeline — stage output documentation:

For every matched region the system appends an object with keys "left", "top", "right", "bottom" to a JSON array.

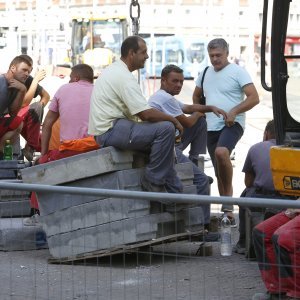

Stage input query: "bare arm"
[
  {"left": 192, "top": 86, "right": 202, "bottom": 104},
  {"left": 22, "top": 70, "right": 47, "bottom": 107},
  {"left": 39, "top": 88, "right": 50, "bottom": 107},
  {"left": 137, "top": 108, "right": 183, "bottom": 134},
  {"left": 176, "top": 112, "right": 203, "bottom": 128},
  {"left": 41, "top": 110, "right": 59, "bottom": 155},
  {"left": 226, "top": 83, "right": 259, "bottom": 127},
  {"left": 182, "top": 104, "right": 227, "bottom": 120},
  {"left": 244, "top": 171, "right": 255, "bottom": 188},
  {"left": 8, "top": 79, "right": 27, "bottom": 116}
]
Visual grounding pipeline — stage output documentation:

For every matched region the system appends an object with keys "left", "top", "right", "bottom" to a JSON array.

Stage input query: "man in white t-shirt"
[
  {"left": 89, "top": 36, "right": 184, "bottom": 193},
  {"left": 193, "top": 38, "right": 259, "bottom": 224},
  {"left": 148, "top": 64, "right": 227, "bottom": 228}
]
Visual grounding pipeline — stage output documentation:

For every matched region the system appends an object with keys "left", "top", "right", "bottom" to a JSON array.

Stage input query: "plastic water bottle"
[
  {"left": 220, "top": 213, "right": 232, "bottom": 256},
  {"left": 3, "top": 139, "right": 13, "bottom": 160}
]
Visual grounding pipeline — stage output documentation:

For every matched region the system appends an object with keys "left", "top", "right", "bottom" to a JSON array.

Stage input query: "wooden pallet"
[{"left": 48, "top": 230, "right": 205, "bottom": 264}]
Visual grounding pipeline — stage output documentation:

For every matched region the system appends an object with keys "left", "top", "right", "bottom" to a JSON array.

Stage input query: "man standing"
[
  {"left": 89, "top": 36, "right": 183, "bottom": 193},
  {"left": 148, "top": 64, "right": 227, "bottom": 228},
  {"left": 0, "top": 55, "right": 31, "bottom": 157},
  {"left": 193, "top": 38, "right": 259, "bottom": 224}
]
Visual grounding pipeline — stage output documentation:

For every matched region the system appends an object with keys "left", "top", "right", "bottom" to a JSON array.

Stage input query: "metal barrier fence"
[{"left": 0, "top": 180, "right": 299, "bottom": 300}]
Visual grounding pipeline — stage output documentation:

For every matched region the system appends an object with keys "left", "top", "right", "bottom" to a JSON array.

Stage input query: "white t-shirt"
[
  {"left": 148, "top": 89, "right": 184, "bottom": 117},
  {"left": 88, "top": 60, "right": 150, "bottom": 136},
  {"left": 195, "top": 63, "right": 252, "bottom": 131}
]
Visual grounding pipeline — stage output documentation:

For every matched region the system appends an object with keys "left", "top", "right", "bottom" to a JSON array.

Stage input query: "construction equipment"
[
  {"left": 70, "top": 15, "right": 128, "bottom": 77},
  {"left": 261, "top": 0, "right": 300, "bottom": 197}
]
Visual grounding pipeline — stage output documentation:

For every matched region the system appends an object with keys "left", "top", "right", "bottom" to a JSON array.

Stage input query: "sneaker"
[
  {"left": 233, "top": 241, "right": 246, "bottom": 255},
  {"left": 23, "top": 213, "right": 41, "bottom": 226},
  {"left": 218, "top": 213, "right": 237, "bottom": 228},
  {"left": 141, "top": 176, "right": 166, "bottom": 193}
]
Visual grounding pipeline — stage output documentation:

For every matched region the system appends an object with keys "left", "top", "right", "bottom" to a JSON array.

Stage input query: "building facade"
[{"left": 0, "top": 0, "right": 299, "bottom": 68}]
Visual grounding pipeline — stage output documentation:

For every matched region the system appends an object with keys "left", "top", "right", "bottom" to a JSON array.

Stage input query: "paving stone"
[
  {"left": 21, "top": 146, "right": 134, "bottom": 185},
  {"left": 0, "top": 218, "right": 47, "bottom": 251},
  {"left": 42, "top": 197, "right": 150, "bottom": 236},
  {"left": 0, "top": 200, "right": 31, "bottom": 217},
  {"left": 46, "top": 213, "right": 174, "bottom": 259}
]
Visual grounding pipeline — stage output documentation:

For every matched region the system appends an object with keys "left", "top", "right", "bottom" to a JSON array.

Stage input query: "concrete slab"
[
  {"left": 0, "top": 218, "right": 47, "bottom": 251},
  {"left": 42, "top": 197, "right": 150, "bottom": 236},
  {"left": 0, "top": 188, "right": 31, "bottom": 217},
  {"left": 0, "top": 200, "right": 31, "bottom": 217},
  {"left": 21, "top": 146, "right": 134, "bottom": 185},
  {"left": 46, "top": 212, "right": 174, "bottom": 259}
]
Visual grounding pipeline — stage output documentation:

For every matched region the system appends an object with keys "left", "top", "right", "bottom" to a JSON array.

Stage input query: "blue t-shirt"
[
  {"left": 195, "top": 63, "right": 252, "bottom": 131},
  {"left": 148, "top": 89, "right": 185, "bottom": 117},
  {"left": 242, "top": 139, "right": 276, "bottom": 191}
]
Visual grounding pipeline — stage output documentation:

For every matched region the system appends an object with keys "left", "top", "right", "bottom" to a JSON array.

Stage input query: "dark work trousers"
[
  {"left": 175, "top": 147, "right": 210, "bottom": 224},
  {"left": 95, "top": 119, "right": 183, "bottom": 193},
  {"left": 253, "top": 212, "right": 300, "bottom": 298},
  {"left": 176, "top": 117, "right": 207, "bottom": 160}
]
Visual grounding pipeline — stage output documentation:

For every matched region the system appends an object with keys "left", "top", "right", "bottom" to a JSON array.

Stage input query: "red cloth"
[
  {"left": 0, "top": 115, "right": 23, "bottom": 137},
  {"left": 254, "top": 212, "right": 300, "bottom": 298},
  {"left": 18, "top": 106, "right": 41, "bottom": 151}
]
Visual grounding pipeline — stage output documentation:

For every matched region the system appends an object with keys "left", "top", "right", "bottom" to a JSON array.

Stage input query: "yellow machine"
[
  {"left": 70, "top": 15, "right": 128, "bottom": 77},
  {"left": 262, "top": 0, "right": 300, "bottom": 197}
]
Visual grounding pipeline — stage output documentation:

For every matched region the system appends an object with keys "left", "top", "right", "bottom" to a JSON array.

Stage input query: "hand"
[
  {"left": 211, "top": 106, "right": 228, "bottom": 120},
  {"left": 34, "top": 69, "right": 47, "bottom": 83},
  {"left": 28, "top": 101, "right": 44, "bottom": 123},
  {"left": 225, "top": 110, "right": 236, "bottom": 127},
  {"left": 8, "top": 79, "right": 26, "bottom": 92},
  {"left": 174, "top": 121, "right": 184, "bottom": 135}
]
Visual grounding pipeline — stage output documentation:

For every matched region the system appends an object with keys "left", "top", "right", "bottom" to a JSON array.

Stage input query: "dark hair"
[
  {"left": 161, "top": 64, "right": 183, "bottom": 78},
  {"left": 9, "top": 54, "right": 33, "bottom": 68},
  {"left": 71, "top": 64, "right": 94, "bottom": 83},
  {"left": 207, "top": 38, "right": 229, "bottom": 53},
  {"left": 265, "top": 119, "right": 275, "bottom": 138},
  {"left": 121, "top": 36, "right": 145, "bottom": 58}
]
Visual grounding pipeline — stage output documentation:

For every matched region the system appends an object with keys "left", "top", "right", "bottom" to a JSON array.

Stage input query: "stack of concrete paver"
[
  {"left": 0, "top": 160, "right": 47, "bottom": 251},
  {"left": 21, "top": 146, "right": 205, "bottom": 260}
]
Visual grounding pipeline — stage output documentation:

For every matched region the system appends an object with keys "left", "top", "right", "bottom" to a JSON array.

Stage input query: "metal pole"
[{"left": 0, "top": 181, "right": 299, "bottom": 209}]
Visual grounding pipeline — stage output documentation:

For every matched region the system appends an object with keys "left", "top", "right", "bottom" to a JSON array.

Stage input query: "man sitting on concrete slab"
[
  {"left": 148, "top": 64, "right": 227, "bottom": 232},
  {"left": 0, "top": 55, "right": 31, "bottom": 158},
  {"left": 148, "top": 64, "right": 227, "bottom": 167},
  {"left": 23, "top": 64, "right": 99, "bottom": 226},
  {"left": 17, "top": 54, "right": 50, "bottom": 161},
  {"left": 89, "top": 36, "right": 184, "bottom": 193}
]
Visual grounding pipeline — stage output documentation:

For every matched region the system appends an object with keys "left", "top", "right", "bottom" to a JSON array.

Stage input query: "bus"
[
  {"left": 144, "top": 36, "right": 209, "bottom": 79},
  {"left": 70, "top": 15, "right": 128, "bottom": 77}
]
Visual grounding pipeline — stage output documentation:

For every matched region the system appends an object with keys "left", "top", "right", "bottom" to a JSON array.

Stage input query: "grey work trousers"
[
  {"left": 175, "top": 147, "right": 210, "bottom": 225},
  {"left": 176, "top": 117, "right": 207, "bottom": 160},
  {"left": 95, "top": 119, "right": 183, "bottom": 193}
]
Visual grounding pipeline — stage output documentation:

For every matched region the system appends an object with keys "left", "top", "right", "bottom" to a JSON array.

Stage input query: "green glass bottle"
[{"left": 3, "top": 139, "right": 13, "bottom": 160}]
